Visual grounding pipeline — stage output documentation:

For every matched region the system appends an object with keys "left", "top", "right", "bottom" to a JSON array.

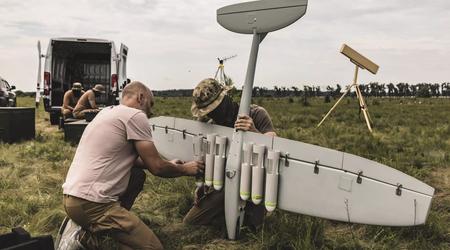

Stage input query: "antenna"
[
  {"left": 317, "top": 44, "right": 380, "bottom": 133},
  {"left": 214, "top": 55, "right": 237, "bottom": 86},
  {"left": 219, "top": 54, "right": 237, "bottom": 63}
]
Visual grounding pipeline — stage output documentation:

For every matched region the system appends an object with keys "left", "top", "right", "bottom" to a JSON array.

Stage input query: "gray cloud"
[
  {"left": 0, "top": 0, "right": 449, "bottom": 91},
  {"left": 4, "top": 21, "right": 51, "bottom": 37}
]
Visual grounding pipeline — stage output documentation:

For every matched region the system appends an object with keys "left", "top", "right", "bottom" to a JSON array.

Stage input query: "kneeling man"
[{"left": 62, "top": 81, "right": 204, "bottom": 249}]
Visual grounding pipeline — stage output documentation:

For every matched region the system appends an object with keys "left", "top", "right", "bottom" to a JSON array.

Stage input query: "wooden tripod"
[{"left": 317, "top": 64, "right": 373, "bottom": 132}]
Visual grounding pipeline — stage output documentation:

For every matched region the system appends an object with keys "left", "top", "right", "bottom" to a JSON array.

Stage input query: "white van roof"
[{"left": 51, "top": 37, "right": 113, "bottom": 43}]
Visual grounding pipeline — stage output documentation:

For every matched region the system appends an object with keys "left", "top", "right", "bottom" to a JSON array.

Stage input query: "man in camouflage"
[{"left": 183, "top": 78, "right": 276, "bottom": 228}]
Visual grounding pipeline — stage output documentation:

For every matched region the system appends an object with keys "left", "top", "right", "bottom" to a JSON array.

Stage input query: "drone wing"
[{"left": 149, "top": 116, "right": 434, "bottom": 226}]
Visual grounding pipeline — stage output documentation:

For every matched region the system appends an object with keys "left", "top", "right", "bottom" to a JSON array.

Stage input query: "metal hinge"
[
  {"left": 284, "top": 152, "right": 290, "bottom": 167},
  {"left": 356, "top": 171, "right": 363, "bottom": 184},
  {"left": 314, "top": 160, "right": 319, "bottom": 174},
  {"left": 396, "top": 184, "right": 403, "bottom": 196}
]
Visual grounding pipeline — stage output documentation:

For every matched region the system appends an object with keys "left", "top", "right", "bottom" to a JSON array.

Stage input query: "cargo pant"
[
  {"left": 73, "top": 109, "right": 97, "bottom": 119},
  {"left": 63, "top": 168, "right": 163, "bottom": 250},
  {"left": 61, "top": 108, "right": 74, "bottom": 119},
  {"left": 183, "top": 186, "right": 265, "bottom": 229}
]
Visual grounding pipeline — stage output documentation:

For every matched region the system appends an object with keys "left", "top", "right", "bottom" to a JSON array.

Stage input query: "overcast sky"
[{"left": 0, "top": 0, "right": 449, "bottom": 91}]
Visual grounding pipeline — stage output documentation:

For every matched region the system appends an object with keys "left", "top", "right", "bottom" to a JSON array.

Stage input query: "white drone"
[{"left": 150, "top": 0, "right": 433, "bottom": 240}]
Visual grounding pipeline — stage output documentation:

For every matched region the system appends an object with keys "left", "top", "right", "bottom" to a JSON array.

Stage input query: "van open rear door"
[
  {"left": 117, "top": 43, "right": 128, "bottom": 102},
  {"left": 35, "top": 41, "right": 43, "bottom": 108}
]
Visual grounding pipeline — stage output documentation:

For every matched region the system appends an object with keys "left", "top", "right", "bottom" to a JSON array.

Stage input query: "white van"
[{"left": 39, "top": 38, "right": 128, "bottom": 124}]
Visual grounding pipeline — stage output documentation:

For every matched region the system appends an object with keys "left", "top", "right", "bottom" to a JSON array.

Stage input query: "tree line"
[
  {"left": 251, "top": 82, "right": 450, "bottom": 98},
  {"left": 14, "top": 82, "right": 450, "bottom": 98},
  {"left": 152, "top": 82, "right": 450, "bottom": 98}
]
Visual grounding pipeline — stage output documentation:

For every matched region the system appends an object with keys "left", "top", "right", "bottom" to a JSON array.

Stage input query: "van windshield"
[{"left": 51, "top": 41, "right": 111, "bottom": 106}]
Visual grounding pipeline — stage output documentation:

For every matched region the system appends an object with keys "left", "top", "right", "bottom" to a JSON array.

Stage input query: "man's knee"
[
  {"left": 73, "top": 111, "right": 84, "bottom": 119},
  {"left": 114, "top": 217, "right": 163, "bottom": 250},
  {"left": 182, "top": 213, "right": 212, "bottom": 226},
  {"left": 62, "top": 109, "right": 71, "bottom": 115},
  {"left": 182, "top": 191, "right": 225, "bottom": 226},
  {"left": 182, "top": 211, "right": 197, "bottom": 225}
]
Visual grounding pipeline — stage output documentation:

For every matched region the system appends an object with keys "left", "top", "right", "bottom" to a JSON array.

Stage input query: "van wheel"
[{"left": 50, "top": 112, "right": 60, "bottom": 125}]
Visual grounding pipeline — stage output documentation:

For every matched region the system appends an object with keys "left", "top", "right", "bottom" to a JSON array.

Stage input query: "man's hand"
[
  {"left": 234, "top": 114, "right": 259, "bottom": 133},
  {"left": 182, "top": 160, "right": 204, "bottom": 176},
  {"left": 170, "top": 159, "right": 184, "bottom": 165},
  {"left": 135, "top": 140, "right": 206, "bottom": 178}
]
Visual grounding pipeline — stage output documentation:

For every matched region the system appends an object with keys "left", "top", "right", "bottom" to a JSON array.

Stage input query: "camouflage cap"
[
  {"left": 191, "top": 78, "right": 231, "bottom": 118},
  {"left": 92, "top": 84, "right": 106, "bottom": 94},
  {"left": 72, "top": 82, "right": 83, "bottom": 91}
]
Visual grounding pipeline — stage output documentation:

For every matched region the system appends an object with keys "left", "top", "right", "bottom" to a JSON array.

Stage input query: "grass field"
[{"left": 0, "top": 96, "right": 449, "bottom": 249}]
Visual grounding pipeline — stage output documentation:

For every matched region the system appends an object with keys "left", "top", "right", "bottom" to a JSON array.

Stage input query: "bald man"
[{"left": 62, "top": 81, "right": 204, "bottom": 249}]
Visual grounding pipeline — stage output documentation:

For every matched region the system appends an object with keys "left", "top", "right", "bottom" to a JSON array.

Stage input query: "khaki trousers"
[
  {"left": 63, "top": 168, "right": 162, "bottom": 249},
  {"left": 73, "top": 109, "right": 96, "bottom": 119},
  {"left": 183, "top": 187, "right": 265, "bottom": 229},
  {"left": 63, "top": 195, "right": 162, "bottom": 250},
  {"left": 61, "top": 108, "right": 74, "bottom": 119}
]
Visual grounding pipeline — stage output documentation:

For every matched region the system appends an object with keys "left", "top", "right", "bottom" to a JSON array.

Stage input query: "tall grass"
[{"left": 0, "top": 97, "right": 448, "bottom": 249}]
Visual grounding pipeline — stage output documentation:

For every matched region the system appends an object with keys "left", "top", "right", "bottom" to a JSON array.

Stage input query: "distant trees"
[
  {"left": 442, "top": 83, "right": 450, "bottom": 96},
  {"left": 291, "top": 86, "right": 299, "bottom": 96},
  {"left": 151, "top": 82, "right": 450, "bottom": 98},
  {"left": 346, "top": 82, "right": 449, "bottom": 98},
  {"left": 255, "top": 82, "right": 450, "bottom": 98},
  {"left": 387, "top": 83, "right": 398, "bottom": 96}
]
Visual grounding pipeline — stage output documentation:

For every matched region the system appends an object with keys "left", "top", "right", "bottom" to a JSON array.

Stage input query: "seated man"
[
  {"left": 62, "top": 81, "right": 204, "bottom": 249},
  {"left": 183, "top": 78, "right": 276, "bottom": 228},
  {"left": 73, "top": 84, "right": 105, "bottom": 119},
  {"left": 61, "top": 82, "right": 84, "bottom": 119}
]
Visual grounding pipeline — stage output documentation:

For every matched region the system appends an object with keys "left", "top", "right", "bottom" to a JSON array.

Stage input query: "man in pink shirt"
[{"left": 62, "top": 81, "right": 204, "bottom": 249}]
